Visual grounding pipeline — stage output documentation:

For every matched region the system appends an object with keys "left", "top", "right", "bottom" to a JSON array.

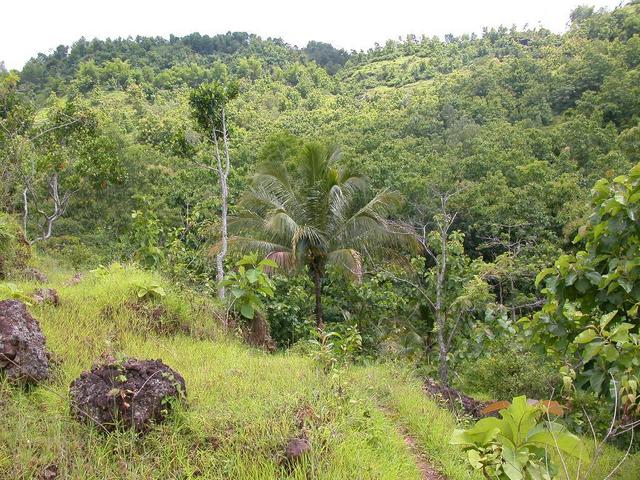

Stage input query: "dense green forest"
[{"left": 2, "top": 2, "right": 640, "bottom": 478}]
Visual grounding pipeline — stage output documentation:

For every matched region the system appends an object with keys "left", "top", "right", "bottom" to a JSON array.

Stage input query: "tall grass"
[{"left": 1, "top": 263, "right": 422, "bottom": 479}]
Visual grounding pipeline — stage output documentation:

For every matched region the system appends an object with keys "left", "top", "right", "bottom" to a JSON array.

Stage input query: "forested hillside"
[{"left": 2, "top": 2, "right": 640, "bottom": 479}]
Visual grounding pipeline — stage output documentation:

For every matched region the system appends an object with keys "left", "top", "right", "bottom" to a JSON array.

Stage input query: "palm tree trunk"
[{"left": 312, "top": 266, "right": 324, "bottom": 329}]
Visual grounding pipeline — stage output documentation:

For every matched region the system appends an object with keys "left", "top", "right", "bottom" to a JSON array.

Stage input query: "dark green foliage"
[
  {"left": 266, "top": 273, "right": 314, "bottom": 347},
  {"left": 38, "top": 235, "right": 101, "bottom": 269},
  {"left": 459, "top": 341, "right": 561, "bottom": 401},
  {"left": 303, "top": 41, "right": 349, "bottom": 74}
]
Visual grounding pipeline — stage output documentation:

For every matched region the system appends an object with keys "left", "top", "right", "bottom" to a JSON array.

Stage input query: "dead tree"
[{"left": 24, "top": 172, "right": 76, "bottom": 244}]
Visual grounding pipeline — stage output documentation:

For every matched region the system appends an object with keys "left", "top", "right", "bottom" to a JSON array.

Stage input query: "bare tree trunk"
[
  {"left": 418, "top": 190, "right": 462, "bottom": 386},
  {"left": 26, "top": 173, "right": 74, "bottom": 245},
  {"left": 509, "top": 272, "right": 517, "bottom": 323},
  {"left": 312, "top": 266, "right": 324, "bottom": 330},
  {"left": 212, "top": 109, "right": 231, "bottom": 301},
  {"left": 22, "top": 187, "right": 28, "bottom": 234},
  {"left": 436, "top": 220, "right": 449, "bottom": 385}
]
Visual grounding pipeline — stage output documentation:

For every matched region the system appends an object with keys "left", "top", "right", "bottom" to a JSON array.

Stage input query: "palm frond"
[
  {"left": 254, "top": 161, "right": 291, "bottom": 190},
  {"left": 327, "top": 248, "right": 363, "bottom": 281},
  {"left": 264, "top": 211, "right": 300, "bottom": 243},
  {"left": 233, "top": 140, "right": 409, "bottom": 284},
  {"left": 265, "top": 250, "right": 297, "bottom": 273},
  {"left": 224, "top": 235, "right": 290, "bottom": 256}
]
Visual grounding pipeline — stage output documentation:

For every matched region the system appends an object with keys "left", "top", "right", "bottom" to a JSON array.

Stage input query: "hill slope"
[
  {"left": 0, "top": 260, "right": 470, "bottom": 479},
  {"left": 1, "top": 260, "right": 639, "bottom": 479}
]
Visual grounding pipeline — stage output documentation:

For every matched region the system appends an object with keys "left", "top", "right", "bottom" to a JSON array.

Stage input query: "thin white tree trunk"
[
  {"left": 27, "top": 173, "right": 74, "bottom": 244},
  {"left": 212, "top": 108, "right": 230, "bottom": 301},
  {"left": 22, "top": 187, "right": 28, "bottom": 234},
  {"left": 436, "top": 221, "right": 448, "bottom": 384}
]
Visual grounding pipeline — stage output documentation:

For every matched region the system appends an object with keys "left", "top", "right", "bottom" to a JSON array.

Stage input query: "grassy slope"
[{"left": 0, "top": 259, "right": 638, "bottom": 479}]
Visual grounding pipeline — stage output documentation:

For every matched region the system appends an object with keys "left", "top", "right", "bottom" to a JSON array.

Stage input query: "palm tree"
[{"left": 231, "top": 142, "right": 404, "bottom": 328}]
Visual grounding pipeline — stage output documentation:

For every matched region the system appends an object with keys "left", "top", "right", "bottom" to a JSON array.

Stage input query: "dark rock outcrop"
[
  {"left": 69, "top": 357, "right": 186, "bottom": 432},
  {"left": 0, "top": 300, "right": 51, "bottom": 384},
  {"left": 32, "top": 288, "right": 60, "bottom": 307},
  {"left": 424, "top": 378, "right": 489, "bottom": 418},
  {"left": 23, "top": 267, "right": 48, "bottom": 283}
]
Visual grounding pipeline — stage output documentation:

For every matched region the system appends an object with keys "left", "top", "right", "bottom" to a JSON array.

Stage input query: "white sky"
[{"left": 1, "top": 0, "right": 624, "bottom": 70}]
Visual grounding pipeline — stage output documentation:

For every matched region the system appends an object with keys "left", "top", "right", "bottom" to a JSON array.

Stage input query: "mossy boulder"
[{"left": 70, "top": 357, "right": 186, "bottom": 432}]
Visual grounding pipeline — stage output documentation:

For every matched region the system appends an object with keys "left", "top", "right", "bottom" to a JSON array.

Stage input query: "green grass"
[
  {"left": 1, "top": 259, "right": 638, "bottom": 479},
  {"left": 0, "top": 262, "right": 423, "bottom": 479}
]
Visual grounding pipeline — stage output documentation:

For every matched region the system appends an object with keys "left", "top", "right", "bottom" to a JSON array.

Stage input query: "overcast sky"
[{"left": 1, "top": 0, "right": 624, "bottom": 70}]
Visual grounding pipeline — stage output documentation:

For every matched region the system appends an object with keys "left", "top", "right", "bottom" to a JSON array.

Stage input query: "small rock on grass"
[
  {"left": 284, "top": 437, "right": 312, "bottom": 464},
  {"left": 32, "top": 288, "right": 60, "bottom": 307}
]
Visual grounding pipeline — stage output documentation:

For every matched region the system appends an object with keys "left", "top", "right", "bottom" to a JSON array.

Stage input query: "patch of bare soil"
[
  {"left": 379, "top": 406, "right": 447, "bottom": 480},
  {"left": 399, "top": 425, "right": 447, "bottom": 480}
]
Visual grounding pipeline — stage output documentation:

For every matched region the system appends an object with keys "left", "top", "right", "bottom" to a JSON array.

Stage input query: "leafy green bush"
[
  {"left": 38, "top": 235, "right": 100, "bottom": 269},
  {"left": 459, "top": 341, "right": 561, "bottom": 401},
  {"left": 266, "top": 269, "right": 411, "bottom": 353},
  {"left": 266, "top": 273, "right": 315, "bottom": 347},
  {"left": 0, "top": 212, "right": 30, "bottom": 279},
  {"left": 0, "top": 282, "right": 32, "bottom": 304},
  {"left": 222, "top": 254, "right": 277, "bottom": 320},
  {"left": 451, "top": 396, "right": 586, "bottom": 480},
  {"left": 308, "top": 323, "right": 363, "bottom": 372},
  {"left": 532, "top": 162, "right": 640, "bottom": 416}
]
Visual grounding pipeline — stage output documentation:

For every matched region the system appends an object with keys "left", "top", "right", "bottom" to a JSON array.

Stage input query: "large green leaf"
[
  {"left": 499, "top": 396, "right": 539, "bottom": 446},
  {"left": 501, "top": 444, "right": 527, "bottom": 480},
  {"left": 450, "top": 417, "right": 501, "bottom": 447},
  {"left": 526, "top": 429, "right": 587, "bottom": 461},
  {"left": 574, "top": 328, "right": 597, "bottom": 344},
  {"left": 240, "top": 302, "right": 255, "bottom": 319}
]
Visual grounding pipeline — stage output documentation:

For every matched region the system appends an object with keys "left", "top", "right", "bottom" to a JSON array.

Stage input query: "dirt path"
[
  {"left": 379, "top": 407, "right": 447, "bottom": 480},
  {"left": 398, "top": 424, "right": 447, "bottom": 480}
]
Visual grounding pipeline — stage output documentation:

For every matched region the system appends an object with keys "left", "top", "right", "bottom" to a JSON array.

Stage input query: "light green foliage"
[
  {"left": 188, "top": 81, "right": 239, "bottom": 133},
  {"left": 30, "top": 95, "right": 124, "bottom": 187},
  {"left": 0, "top": 212, "right": 29, "bottom": 278},
  {"left": 451, "top": 396, "right": 586, "bottom": 480},
  {"left": 129, "top": 201, "right": 164, "bottom": 268},
  {"left": 91, "top": 262, "right": 125, "bottom": 277},
  {"left": 0, "top": 282, "right": 32, "bottom": 304},
  {"left": 134, "top": 281, "right": 166, "bottom": 300},
  {"left": 308, "top": 324, "right": 363, "bottom": 372},
  {"left": 533, "top": 163, "right": 640, "bottom": 414},
  {"left": 222, "top": 254, "right": 277, "bottom": 319}
]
